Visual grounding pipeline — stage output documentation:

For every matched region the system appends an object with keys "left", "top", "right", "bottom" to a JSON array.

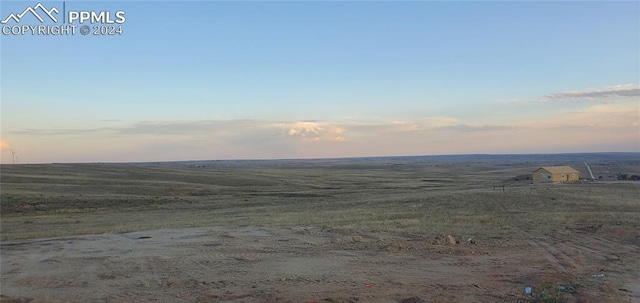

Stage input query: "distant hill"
[{"left": 110, "top": 152, "right": 639, "bottom": 168}]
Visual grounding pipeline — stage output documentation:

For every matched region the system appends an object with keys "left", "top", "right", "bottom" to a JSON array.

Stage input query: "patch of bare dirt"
[{"left": 1, "top": 226, "right": 638, "bottom": 302}]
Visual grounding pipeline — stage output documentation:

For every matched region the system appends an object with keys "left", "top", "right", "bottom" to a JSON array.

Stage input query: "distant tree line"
[{"left": 617, "top": 173, "right": 640, "bottom": 181}]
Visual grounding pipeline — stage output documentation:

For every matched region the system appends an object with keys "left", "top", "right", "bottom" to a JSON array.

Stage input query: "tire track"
[{"left": 529, "top": 239, "right": 581, "bottom": 271}]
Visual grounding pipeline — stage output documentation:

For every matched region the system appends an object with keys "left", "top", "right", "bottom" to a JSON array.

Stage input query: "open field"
[{"left": 1, "top": 153, "right": 640, "bottom": 302}]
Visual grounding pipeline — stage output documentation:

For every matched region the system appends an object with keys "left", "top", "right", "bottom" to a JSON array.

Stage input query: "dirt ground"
[
  {"left": 1, "top": 155, "right": 639, "bottom": 302},
  {"left": 2, "top": 224, "right": 639, "bottom": 303}
]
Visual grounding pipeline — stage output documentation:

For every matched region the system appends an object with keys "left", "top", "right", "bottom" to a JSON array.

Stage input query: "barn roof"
[{"left": 535, "top": 166, "right": 580, "bottom": 174}]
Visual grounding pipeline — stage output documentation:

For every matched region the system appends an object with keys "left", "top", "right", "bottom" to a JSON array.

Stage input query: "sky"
[{"left": 1, "top": 1, "right": 639, "bottom": 164}]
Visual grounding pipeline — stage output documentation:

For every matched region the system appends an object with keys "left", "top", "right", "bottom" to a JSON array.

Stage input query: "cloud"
[
  {"left": 7, "top": 105, "right": 637, "bottom": 163},
  {"left": 11, "top": 120, "right": 263, "bottom": 137},
  {"left": 541, "top": 84, "right": 640, "bottom": 102},
  {"left": 508, "top": 101, "right": 638, "bottom": 130},
  {"left": 12, "top": 127, "right": 116, "bottom": 136},
  {"left": 434, "top": 124, "right": 514, "bottom": 132},
  {"left": 281, "top": 121, "right": 346, "bottom": 142},
  {"left": 10, "top": 119, "right": 349, "bottom": 145},
  {"left": 346, "top": 117, "right": 459, "bottom": 134},
  {"left": 120, "top": 120, "right": 263, "bottom": 136},
  {"left": 559, "top": 103, "right": 639, "bottom": 128},
  {"left": 390, "top": 117, "right": 459, "bottom": 131}
]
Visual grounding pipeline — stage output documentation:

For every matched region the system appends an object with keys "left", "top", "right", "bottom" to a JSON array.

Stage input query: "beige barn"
[{"left": 532, "top": 166, "right": 580, "bottom": 184}]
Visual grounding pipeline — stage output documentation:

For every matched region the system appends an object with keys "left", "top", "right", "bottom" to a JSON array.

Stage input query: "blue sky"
[{"left": 1, "top": 1, "right": 639, "bottom": 163}]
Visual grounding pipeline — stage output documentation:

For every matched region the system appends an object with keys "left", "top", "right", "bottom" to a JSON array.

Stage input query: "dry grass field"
[{"left": 1, "top": 154, "right": 639, "bottom": 302}]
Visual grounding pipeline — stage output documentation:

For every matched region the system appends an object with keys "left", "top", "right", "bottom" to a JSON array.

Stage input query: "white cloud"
[
  {"left": 5, "top": 99, "right": 638, "bottom": 163},
  {"left": 280, "top": 121, "right": 346, "bottom": 142}
]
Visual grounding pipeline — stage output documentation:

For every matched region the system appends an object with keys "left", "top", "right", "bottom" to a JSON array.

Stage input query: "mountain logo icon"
[{"left": 1, "top": 2, "right": 59, "bottom": 24}]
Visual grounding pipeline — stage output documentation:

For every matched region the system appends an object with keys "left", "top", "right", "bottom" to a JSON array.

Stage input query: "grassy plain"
[
  {"left": 2, "top": 155, "right": 639, "bottom": 241},
  {"left": 1, "top": 154, "right": 639, "bottom": 302}
]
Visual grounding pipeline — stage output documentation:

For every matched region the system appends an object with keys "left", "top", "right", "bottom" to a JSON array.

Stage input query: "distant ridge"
[{"left": 28, "top": 152, "right": 638, "bottom": 166}]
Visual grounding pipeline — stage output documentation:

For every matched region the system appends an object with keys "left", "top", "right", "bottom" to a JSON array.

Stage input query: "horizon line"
[{"left": 2, "top": 151, "right": 638, "bottom": 166}]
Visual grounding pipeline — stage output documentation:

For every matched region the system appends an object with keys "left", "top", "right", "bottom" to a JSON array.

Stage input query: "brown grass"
[{"left": 1, "top": 158, "right": 639, "bottom": 242}]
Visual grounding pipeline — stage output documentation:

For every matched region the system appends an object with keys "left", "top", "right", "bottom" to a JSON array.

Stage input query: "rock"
[
  {"left": 352, "top": 235, "right": 362, "bottom": 242},
  {"left": 386, "top": 241, "right": 408, "bottom": 253},
  {"left": 558, "top": 284, "right": 577, "bottom": 293},
  {"left": 447, "top": 235, "right": 457, "bottom": 245},
  {"left": 432, "top": 235, "right": 440, "bottom": 245}
]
